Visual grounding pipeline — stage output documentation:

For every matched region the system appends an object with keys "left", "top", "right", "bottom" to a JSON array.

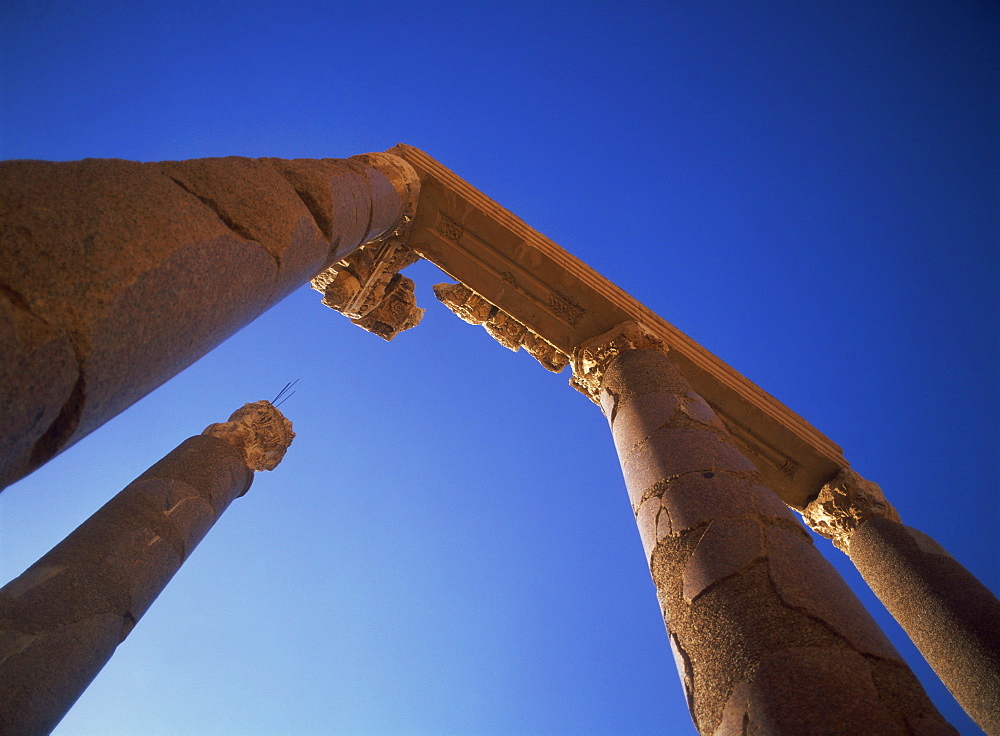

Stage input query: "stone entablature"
[{"left": 365, "top": 145, "right": 847, "bottom": 508}]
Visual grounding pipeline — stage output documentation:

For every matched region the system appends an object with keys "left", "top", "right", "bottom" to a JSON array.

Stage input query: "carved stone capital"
[
  {"left": 569, "top": 321, "right": 666, "bottom": 404},
  {"left": 433, "top": 282, "right": 570, "bottom": 372},
  {"left": 202, "top": 400, "right": 295, "bottom": 472},
  {"left": 351, "top": 272, "right": 424, "bottom": 341},
  {"left": 311, "top": 240, "right": 424, "bottom": 341},
  {"left": 801, "top": 468, "right": 901, "bottom": 552}
]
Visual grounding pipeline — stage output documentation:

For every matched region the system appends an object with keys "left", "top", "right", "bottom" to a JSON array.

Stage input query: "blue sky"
[{"left": 1, "top": 1, "right": 997, "bottom": 733}]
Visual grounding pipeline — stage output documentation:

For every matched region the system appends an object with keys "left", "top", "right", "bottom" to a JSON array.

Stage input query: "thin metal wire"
[{"left": 271, "top": 378, "right": 299, "bottom": 405}]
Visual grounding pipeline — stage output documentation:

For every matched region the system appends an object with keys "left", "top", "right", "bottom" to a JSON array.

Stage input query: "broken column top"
[
  {"left": 801, "top": 468, "right": 901, "bottom": 552},
  {"left": 201, "top": 400, "right": 295, "bottom": 471}
]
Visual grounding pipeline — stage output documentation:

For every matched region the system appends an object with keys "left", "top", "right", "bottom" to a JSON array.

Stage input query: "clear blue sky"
[{"left": 1, "top": 1, "right": 997, "bottom": 733}]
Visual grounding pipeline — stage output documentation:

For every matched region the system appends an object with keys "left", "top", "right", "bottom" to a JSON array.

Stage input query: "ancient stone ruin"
[{"left": 1, "top": 147, "right": 997, "bottom": 734}]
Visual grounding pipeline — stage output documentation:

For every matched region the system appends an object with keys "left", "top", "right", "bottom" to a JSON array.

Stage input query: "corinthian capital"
[
  {"left": 202, "top": 401, "right": 295, "bottom": 472},
  {"left": 801, "top": 468, "right": 900, "bottom": 552},
  {"left": 570, "top": 321, "right": 666, "bottom": 404},
  {"left": 311, "top": 240, "right": 424, "bottom": 341}
]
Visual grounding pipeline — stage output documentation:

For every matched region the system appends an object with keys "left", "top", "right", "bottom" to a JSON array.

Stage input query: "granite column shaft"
[
  {"left": 801, "top": 472, "right": 1000, "bottom": 734},
  {"left": 0, "top": 401, "right": 293, "bottom": 735},
  {"left": 0, "top": 152, "right": 415, "bottom": 490},
  {"left": 850, "top": 519, "right": 1000, "bottom": 734},
  {"left": 600, "top": 347, "right": 953, "bottom": 734}
]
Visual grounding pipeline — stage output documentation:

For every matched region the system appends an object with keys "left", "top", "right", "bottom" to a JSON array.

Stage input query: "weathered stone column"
[
  {"left": 0, "top": 152, "right": 416, "bottom": 490},
  {"left": 573, "top": 322, "right": 954, "bottom": 734},
  {"left": 802, "top": 469, "right": 1000, "bottom": 734},
  {"left": 0, "top": 400, "right": 294, "bottom": 735}
]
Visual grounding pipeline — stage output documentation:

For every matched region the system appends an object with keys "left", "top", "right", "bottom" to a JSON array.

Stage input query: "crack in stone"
[
  {"left": 616, "top": 393, "right": 734, "bottom": 467},
  {"left": 119, "top": 610, "right": 136, "bottom": 641},
  {"left": 0, "top": 630, "right": 36, "bottom": 667},
  {"left": 618, "top": 413, "right": 680, "bottom": 466},
  {"left": 361, "top": 189, "right": 375, "bottom": 250},
  {"left": 683, "top": 520, "right": 767, "bottom": 604},
  {"left": 26, "top": 371, "right": 84, "bottom": 470},
  {"left": 758, "top": 558, "right": 872, "bottom": 660},
  {"left": 0, "top": 280, "right": 40, "bottom": 321},
  {"left": 634, "top": 468, "right": 759, "bottom": 513},
  {"left": 0, "top": 279, "right": 85, "bottom": 490},
  {"left": 669, "top": 631, "right": 698, "bottom": 726},
  {"left": 759, "top": 514, "right": 813, "bottom": 542},
  {"left": 287, "top": 183, "right": 331, "bottom": 243},
  {"left": 604, "top": 386, "right": 621, "bottom": 425},
  {"left": 0, "top": 606, "right": 131, "bottom": 639},
  {"left": 164, "top": 176, "right": 261, "bottom": 251}
]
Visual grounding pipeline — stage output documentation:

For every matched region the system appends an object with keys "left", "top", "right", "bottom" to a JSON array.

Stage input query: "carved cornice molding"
[
  {"left": 434, "top": 282, "right": 570, "bottom": 372},
  {"left": 800, "top": 468, "right": 900, "bottom": 552},
  {"left": 202, "top": 400, "right": 295, "bottom": 473},
  {"left": 569, "top": 321, "right": 666, "bottom": 404}
]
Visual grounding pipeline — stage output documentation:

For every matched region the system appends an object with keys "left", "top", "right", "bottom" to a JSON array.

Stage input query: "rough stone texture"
[
  {"left": 153, "top": 157, "right": 330, "bottom": 301},
  {"left": 610, "top": 392, "right": 681, "bottom": 463},
  {"left": 350, "top": 152, "right": 421, "bottom": 232},
  {"left": 0, "top": 154, "right": 405, "bottom": 491},
  {"left": 801, "top": 467, "right": 901, "bottom": 552},
  {"left": 764, "top": 525, "right": 899, "bottom": 660},
  {"left": 850, "top": 516, "right": 1000, "bottom": 734},
  {"left": 0, "top": 289, "right": 78, "bottom": 481},
  {"left": 0, "top": 404, "right": 287, "bottom": 734},
  {"left": 601, "top": 347, "right": 953, "bottom": 734},
  {"left": 683, "top": 518, "right": 762, "bottom": 603},
  {"left": 716, "top": 648, "right": 905, "bottom": 735},
  {"left": 202, "top": 400, "right": 295, "bottom": 472}
]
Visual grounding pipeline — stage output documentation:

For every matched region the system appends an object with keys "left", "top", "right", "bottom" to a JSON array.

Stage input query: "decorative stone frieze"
[
  {"left": 801, "top": 468, "right": 900, "bottom": 552},
  {"left": 201, "top": 400, "right": 295, "bottom": 472},
  {"left": 569, "top": 320, "right": 666, "bottom": 404},
  {"left": 433, "top": 282, "right": 569, "bottom": 372},
  {"left": 311, "top": 240, "right": 425, "bottom": 341}
]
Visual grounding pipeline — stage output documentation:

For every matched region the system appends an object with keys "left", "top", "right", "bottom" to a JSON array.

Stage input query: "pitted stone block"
[
  {"left": 750, "top": 483, "right": 799, "bottom": 523},
  {"left": 635, "top": 496, "right": 662, "bottom": 562},
  {"left": 659, "top": 474, "right": 758, "bottom": 534},
  {"left": 610, "top": 392, "right": 680, "bottom": 461},
  {"left": 765, "top": 525, "right": 900, "bottom": 660},
  {"left": 683, "top": 518, "right": 763, "bottom": 602},
  {"left": 622, "top": 426, "right": 733, "bottom": 498},
  {"left": 681, "top": 392, "right": 725, "bottom": 428},
  {"left": 744, "top": 648, "right": 898, "bottom": 734}
]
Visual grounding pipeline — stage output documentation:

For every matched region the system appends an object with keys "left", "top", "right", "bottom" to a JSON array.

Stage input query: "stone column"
[
  {"left": 573, "top": 322, "right": 954, "bottom": 734},
  {"left": 0, "top": 152, "right": 417, "bottom": 490},
  {"left": 0, "top": 400, "right": 294, "bottom": 735},
  {"left": 802, "top": 469, "right": 1000, "bottom": 734}
]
